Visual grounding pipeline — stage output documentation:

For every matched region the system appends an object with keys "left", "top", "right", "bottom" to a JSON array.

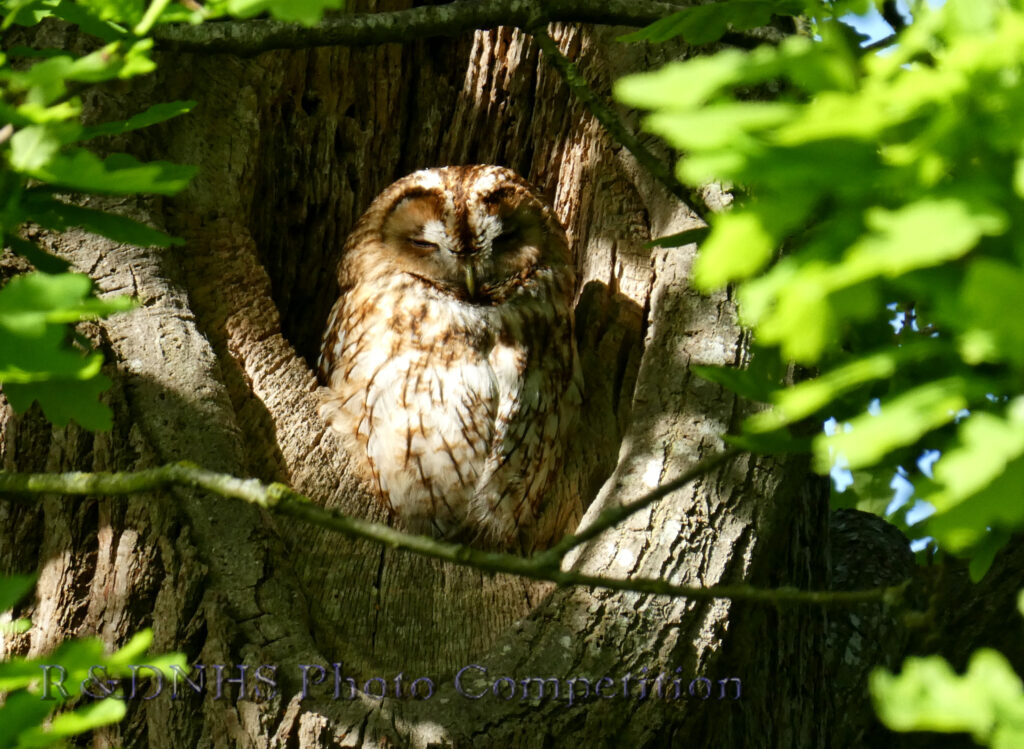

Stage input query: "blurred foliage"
[
  {"left": 618, "top": 0, "right": 1024, "bottom": 743},
  {"left": 1, "top": 0, "right": 198, "bottom": 429},
  {"left": 0, "top": 573, "right": 186, "bottom": 749},
  {"left": 0, "top": 0, "right": 344, "bottom": 430},
  {"left": 619, "top": 0, "right": 808, "bottom": 45},
  {"left": 0, "top": 1, "right": 340, "bottom": 745},
  {"left": 871, "top": 649, "right": 1024, "bottom": 748},
  {"left": 870, "top": 592, "right": 1024, "bottom": 748},
  {"left": 618, "top": 0, "right": 1024, "bottom": 576}
]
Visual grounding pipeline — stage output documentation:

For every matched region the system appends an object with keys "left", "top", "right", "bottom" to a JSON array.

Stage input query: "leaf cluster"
[
  {"left": 617, "top": 0, "right": 1024, "bottom": 577},
  {"left": 2, "top": 0, "right": 344, "bottom": 31},
  {"left": 0, "top": 573, "right": 185, "bottom": 749},
  {"left": 1, "top": 0, "right": 345, "bottom": 429},
  {"left": 619, "top": 0, "right": 1024, "bottom": 743},
  {"left": 0, "top": 0, "right": 200, "bottom": 428},
  {"left": 869, "top": 592, "right": 1024, "bottom": 748}
]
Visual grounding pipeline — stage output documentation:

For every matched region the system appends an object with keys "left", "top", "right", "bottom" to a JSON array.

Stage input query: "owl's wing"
[
  {"left": 471, "top": 332, "right": 582, "bottom": 550},
  {"left": 317, "top": 296, "right": 346, "bottom": 383}
]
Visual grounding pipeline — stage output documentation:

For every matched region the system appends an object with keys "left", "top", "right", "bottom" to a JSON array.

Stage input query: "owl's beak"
[{"left": 464, "top": 263, "right": 478, "bottom": 298}]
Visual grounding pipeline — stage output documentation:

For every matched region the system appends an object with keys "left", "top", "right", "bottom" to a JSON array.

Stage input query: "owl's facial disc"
[{"left": 381, "top": 184, "right": 549, "bottom": 304}]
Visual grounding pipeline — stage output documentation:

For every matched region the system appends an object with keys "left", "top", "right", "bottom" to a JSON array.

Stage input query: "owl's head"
[{"left": 343, "top": 165, "right": 571, "bottom": 304}]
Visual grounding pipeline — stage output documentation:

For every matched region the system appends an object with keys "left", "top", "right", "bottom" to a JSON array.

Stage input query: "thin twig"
[
  {"left": 536, "top": 447, "right": 737, "bottom": 564},
  {"left": 0, "top": 462, "right": 905, "bottom": 607},
  {"left": 532, "top": 29, "right": 709, "bottom": 221},
  {"left": 880, "top": 0, "right": 907, "bottom": 35},
  {"left": 863, "top": 33, "right": 898, "bottom": 52}
]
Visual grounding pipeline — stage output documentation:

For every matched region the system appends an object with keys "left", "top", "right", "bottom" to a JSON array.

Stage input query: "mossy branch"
[
  {"left": 0, "top": 459, "right": 906, "bottom": 608},
  {"left": 154, "top": 1, "right": 780, "bottom": 57}
]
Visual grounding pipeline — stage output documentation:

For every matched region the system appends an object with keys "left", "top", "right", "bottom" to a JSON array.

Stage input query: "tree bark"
[{"left": 1, "top": 4, "right": 834, "bottom": 746}]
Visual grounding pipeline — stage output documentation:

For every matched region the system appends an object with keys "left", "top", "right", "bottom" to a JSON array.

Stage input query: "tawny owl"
[{"left": 317, "top": 165, "right": 582, "bottom": 553}]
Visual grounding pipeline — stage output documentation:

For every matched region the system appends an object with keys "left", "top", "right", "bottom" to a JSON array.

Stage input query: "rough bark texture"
[{"left": 1, "top": 4, "right": 841, "bottom": 746}]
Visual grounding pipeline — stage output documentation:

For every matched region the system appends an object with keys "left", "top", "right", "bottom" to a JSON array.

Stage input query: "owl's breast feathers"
[
  {"left": 319, "top": 269, "right": 580, "bottom": 551},
  {"left": 318, "top": 164, "right": 580, "bottom": 551}
]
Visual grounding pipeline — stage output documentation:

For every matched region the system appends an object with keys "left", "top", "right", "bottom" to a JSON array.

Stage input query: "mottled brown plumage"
[{"left": 318, "top": 166, "right": 582, "bottom": 552}]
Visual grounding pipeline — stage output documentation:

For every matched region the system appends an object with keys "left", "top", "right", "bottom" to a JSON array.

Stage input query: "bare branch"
[
  {"left": 863, "top": 32, "right": 898, "bottom": 52},
  {"left": 881, "top": 0, "right": 907, "bottom": 35},
  {"left": 0, "top": 462, "right": 905, "bottom": 607}
]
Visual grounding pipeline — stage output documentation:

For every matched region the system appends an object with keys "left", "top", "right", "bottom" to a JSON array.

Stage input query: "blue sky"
[
  {"left": 828, "top": 1, "right": 948, "bottom": 548},
  {"left": 844, "top": 0, "right": 947, "bottom": 44}
]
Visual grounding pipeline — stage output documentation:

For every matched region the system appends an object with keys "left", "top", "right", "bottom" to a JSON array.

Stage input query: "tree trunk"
[{"left": 1, "top": 5, "right": 833, "bottom": 746}]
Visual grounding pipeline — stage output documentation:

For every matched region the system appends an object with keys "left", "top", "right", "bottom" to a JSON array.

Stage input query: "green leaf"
[
  {"left": 928, "top": 399, "right": 1024, "bottom": 513},
  {"left": 118, "top": 37, "right": 157, "bottom": 77},
  {"left": 643, "top": 102, "right": 797, "bottom": 153},
  {"left": 8, "top": 125, "right": 62, "bottom": 172},
  {"left": 967, "top": 530, "right": 1010, "bottom": 583},
  {"left": 106, "top": 629, "right": 153, "bottom": 666},
  {"left": 0, "top": 0, "right": 53, "bottom": 28},
  {"left": 23, "top": 192, "right": 183, "bottom": 247},
  {"left": 916, "top": 398, "right": 1024, "bottom": 556},
  {"left": 814, "top": 379, "right": 969, "bottom": 472},
  {"left": 927, "top": 455, "right": 1024, "bottom": 553},
  {"left": 619, "top": 1, "right": 805, "bottom": 44},
  {"left": 5, "top": 55, "right": 75, "bottom": 104},
  {"left": 0, "top": 618, "right": 32, "bottom": 635},
  {"left": 3, "top": 373, "right": 114, "bottom": 430},
  {"left": 71, "top": 0, "right": 145, "bottom": 26},
  {"left": 957, "top": 259, "right": 1024, "bottom": 366},
  {"left": 49, "top": 0, "right": 129, "bottom": 41},
  {"left": 693, "top": 363, "right": 773, "bottom": 402},
  {"left": 693, "top": 194, "right": 814, "bottom": 288},
  {"left": 749, "top": 263, "right": 835, "bottom": 362},
  {"left": 80, "top": 99, "right": 197, "bottom": 140},
  {"left": 3, "top": 236, "right": 72, "bottom": 274},
  {"left": 11, "top": 98, "right": 81, "bottom": 125},
  {"left": 0, "top": 272, "right": 131, "bottom": 429},
  {"left": 0, "top": 636, "right": 105, "bottom": 693},
  {"left": 835, "top": 198, "right": 1007, "bottom": 287},
  {"left": 871, "top": 650, "right": 1024, "bottom": 744},
  {"left": 26, "top": 150, "right": 196, "bottom": 195},
  {"left": 0, "top": 691, "right": 54, "bottom": 749},
  {"left": 723, "top": 429, "right": 809, "bottom": 454},
  {"left": 0, "top": 272, "right": 90, "bottom": 328},
  {"left": 0, "top": 574, "right": 36, "bottom": 612},
  {"left": 6, "top": 40, "right": 154, "bottom": 105},
  {"left": 34, "top": 699, "right": 126, "bottom": 740},
  {"left": 614, "top": 51, "right": 763, "bottom": 111},
  {"left": 747, "top": 344, "right": 934, "bottom": 432},
  {"left": 4, "top": 45, "right": 69, "bottom": 58},
  {"left": 833, "top": 469, "right": 901, "bottom": 515},
  {"left": 692, "top": 343, "right": 787, "bottom": 403},
  {"left": 0, "top": 327, "right": 104, "bottom": 381},
  {"left": 0, "top": 273, "right": 132, "bottom": 336}
]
